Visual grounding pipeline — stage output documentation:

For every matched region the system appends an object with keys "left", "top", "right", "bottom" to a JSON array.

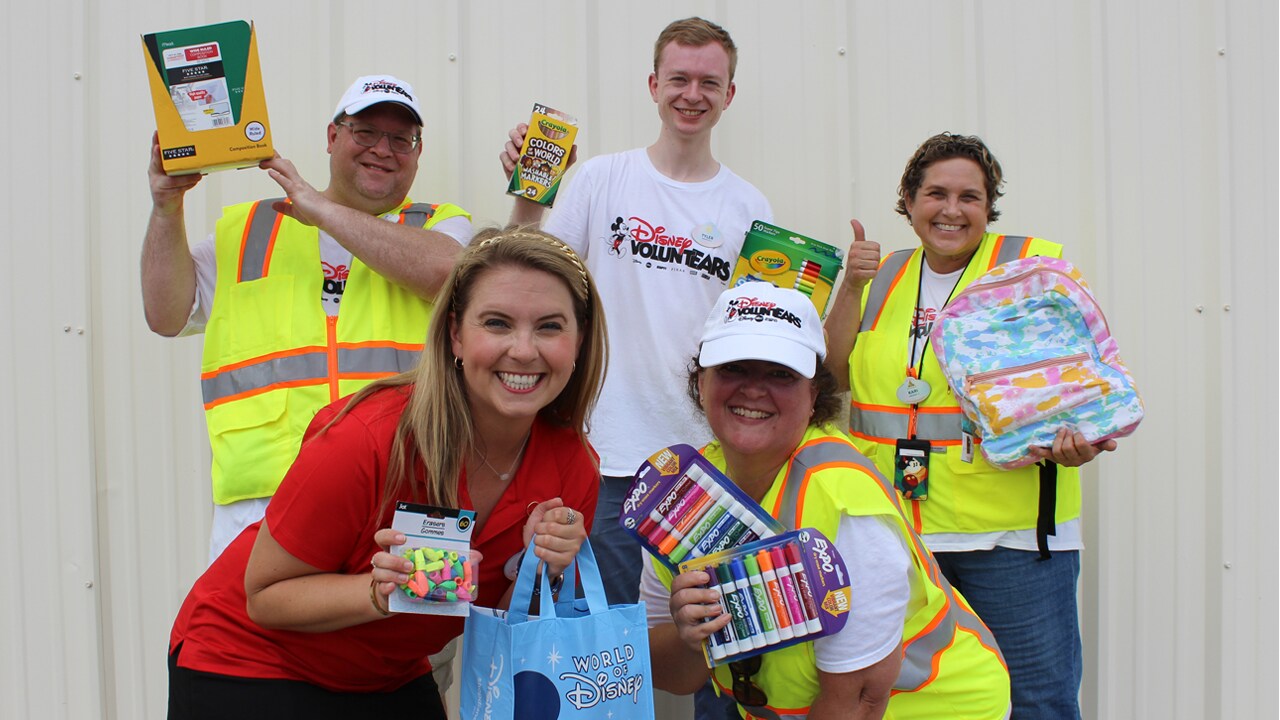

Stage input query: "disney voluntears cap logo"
[
  {"left": 697, "top": 282, "right": 826, "bottom": 378},
  {"left": 333, "top": 75, "right": 423, "bottom": 125}
]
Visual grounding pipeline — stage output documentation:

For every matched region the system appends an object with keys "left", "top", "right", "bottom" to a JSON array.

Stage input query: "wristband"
[{"left": 532, "top": 571, "right": 565, "bottom": 596}]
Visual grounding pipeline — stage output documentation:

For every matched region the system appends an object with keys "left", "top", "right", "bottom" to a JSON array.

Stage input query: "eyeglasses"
[
  {"left": 335, "top": 121, "right": 420, "bottom": 154},
  {"left": 728, "top": 655, "right": 767, "bottom": 708}
]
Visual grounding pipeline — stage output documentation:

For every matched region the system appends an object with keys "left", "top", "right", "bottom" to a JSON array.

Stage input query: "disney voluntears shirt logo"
[{"left": 600, "top": 215, "right": 733, "bottom": 280}]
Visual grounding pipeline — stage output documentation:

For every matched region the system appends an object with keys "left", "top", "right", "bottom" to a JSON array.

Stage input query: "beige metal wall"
[{"left": 0, "top": 1, "right": 1274, "bottom": 718}]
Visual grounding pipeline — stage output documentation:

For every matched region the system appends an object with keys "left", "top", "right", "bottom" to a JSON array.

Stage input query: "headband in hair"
[{"left": 477, "top": 232, "right": 590, "bottom": 297}]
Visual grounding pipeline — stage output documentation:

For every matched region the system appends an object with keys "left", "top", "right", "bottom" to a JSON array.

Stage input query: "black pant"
[{"left": 168, "top": 643, "right": 447, "bottom": 720}]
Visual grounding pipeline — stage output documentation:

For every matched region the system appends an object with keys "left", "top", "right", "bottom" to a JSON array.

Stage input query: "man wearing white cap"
[{"left": 142, "top": 75, "right": 472, "bottom": 561}]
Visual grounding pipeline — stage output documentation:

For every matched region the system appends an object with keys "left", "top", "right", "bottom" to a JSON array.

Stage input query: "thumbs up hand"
[{"left": 843, "top": 218, "right": 881, "bottom": 290}]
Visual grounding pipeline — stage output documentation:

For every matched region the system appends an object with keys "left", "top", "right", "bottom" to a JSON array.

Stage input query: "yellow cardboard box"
[{"left": 142, "top": 20, "right": 273, "bottom": 175}]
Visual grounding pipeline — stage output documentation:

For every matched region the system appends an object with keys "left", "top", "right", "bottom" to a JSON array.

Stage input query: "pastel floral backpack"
[{"left": 930, "top": 256, "right": 1143, "bottom": 469}]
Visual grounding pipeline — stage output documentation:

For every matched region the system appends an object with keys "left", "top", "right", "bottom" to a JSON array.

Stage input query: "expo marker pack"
[
  {"left": 728, "top": 220, "right": 845, "bottom": 318},
  {"left": 680, "top": 529, "right": 850, "bottom": 667},
  {"left": 620, "top": 444, "right": 784, "bottom": 575},
  {"left": 142, "top": 20, "right": 274, "bottom": 175},
  {"left": 388, "top": 502, "right": 480, "bottom": 616}
]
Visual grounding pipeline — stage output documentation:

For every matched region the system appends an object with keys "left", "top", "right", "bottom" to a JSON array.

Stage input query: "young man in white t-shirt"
[{"left": 501, "top": 18, "right": 770, "bottom": 720}]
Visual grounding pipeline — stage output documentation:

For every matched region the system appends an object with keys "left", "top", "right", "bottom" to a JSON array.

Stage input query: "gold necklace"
[{"left": 478, "top": 432, "right": 530, "bottom": 482}]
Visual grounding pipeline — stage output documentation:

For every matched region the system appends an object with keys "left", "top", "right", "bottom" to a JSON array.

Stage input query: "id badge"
[
  {"left": 961, "top": 431, "right": 975, "bottom": 464},
  {"left": 894, "top": 438, "right": 932, "bottom": 501}
]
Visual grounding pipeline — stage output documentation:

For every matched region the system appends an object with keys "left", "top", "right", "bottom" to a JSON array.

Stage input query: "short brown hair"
[
  {"left": 653, "top": 17, "right": 738, "bottom": 81},
  {"left": 896, "top": 132, "right": 1005, "bottom": 223}
]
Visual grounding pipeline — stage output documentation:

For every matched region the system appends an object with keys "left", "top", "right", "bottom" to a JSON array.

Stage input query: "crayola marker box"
[
  {"left": 621, "top": 444, "right": 785, "bottom": 575},
  {"left": 507, "top": 103, "right": 578, "bottom": 206},
  {"left": 680, "top": 529, "right": 850, "bottom": 667},
  {"left": 728, "top": 221, "right": 845, "bottom": 318},
  {"left": 142, "top": 20, "right": 273, "bottom": 175}
]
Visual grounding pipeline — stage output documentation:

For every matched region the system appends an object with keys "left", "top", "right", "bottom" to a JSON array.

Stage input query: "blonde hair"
[{"left": 332, "top": 227, "right": 606, "bottom": 512}]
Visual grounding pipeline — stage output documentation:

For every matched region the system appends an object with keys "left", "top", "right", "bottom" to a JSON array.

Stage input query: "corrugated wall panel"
[
  {"left": 1, "top": 0, "right": 104, "bottom": 718},
  {"left": 2, "top": 1, "right": 1274, "bottom": 718},
  {"left": 1215, "top": 2, "right": 1278, "bottom": 719}
]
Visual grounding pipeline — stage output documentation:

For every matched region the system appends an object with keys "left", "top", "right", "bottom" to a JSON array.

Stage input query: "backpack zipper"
[
  {"left": 965, "top": 352, "right": 1091, "bottom": 389},
  {"left": 948, "top": 265, "right": 1113, "bottom": 337}
]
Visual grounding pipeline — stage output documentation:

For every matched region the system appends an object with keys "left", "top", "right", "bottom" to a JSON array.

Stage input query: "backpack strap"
[{"left": 1037, "top": 461, "right": 1057, "bottom": 560}]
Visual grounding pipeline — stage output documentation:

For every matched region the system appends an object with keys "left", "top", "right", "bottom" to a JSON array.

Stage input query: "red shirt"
[{"left": 170, "top": 386, "right": 599, "bottom": 692}]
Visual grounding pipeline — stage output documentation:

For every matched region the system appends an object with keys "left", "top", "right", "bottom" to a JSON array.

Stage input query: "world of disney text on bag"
[{"left": 461, "top": 537, "right": 654, "bottom": 720}]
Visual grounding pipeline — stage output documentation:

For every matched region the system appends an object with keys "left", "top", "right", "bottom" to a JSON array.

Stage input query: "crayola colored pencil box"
[
  {"left": 388, "top": 502, "right": 479, "bottom": 616},
  {"left": 680, "top": 529, "right": 850, "bottom": 667},
  {"left": 142, "top": 20, "right": 273, "bottom": 175},
  {"left": 620, "top": 444, "right": 785, "bottom": 575},
  {"left": 728, "top": 220, "right": 845, "bottom": 318},
  {"left": 507, "top": 103, "right": 578, "bottom": 206}
]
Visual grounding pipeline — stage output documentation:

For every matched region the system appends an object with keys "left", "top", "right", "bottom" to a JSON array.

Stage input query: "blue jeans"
[
  {"left": 590, "top": 475, "right": 645, "bottom": 604},
  {"left": 934, "top": 547, "right": 1082, "bottom": 720}
]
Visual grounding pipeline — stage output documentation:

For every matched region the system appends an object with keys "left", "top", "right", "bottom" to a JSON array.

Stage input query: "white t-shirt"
[
  {"left": 640, "top": 512, "right": 910, "bottom": 674},
  {"left": 544, "top": 148, "right": 772, "bottom": 476},
  {"left": 912, "top": 263, "right": 1083, "bottom": 553}
]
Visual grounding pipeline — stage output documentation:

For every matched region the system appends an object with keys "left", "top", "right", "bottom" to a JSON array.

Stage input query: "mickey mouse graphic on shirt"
[{"left": 606, "top": 216, "right": 629, "bottom": 256}]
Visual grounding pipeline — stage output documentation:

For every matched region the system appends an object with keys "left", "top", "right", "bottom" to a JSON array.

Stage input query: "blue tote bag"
[{"left": 460, "top": 538, "right": 655, "bottom": 720}]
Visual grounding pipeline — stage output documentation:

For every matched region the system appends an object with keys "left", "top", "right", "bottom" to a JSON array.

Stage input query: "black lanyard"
[{"left": 907, "top": 250, "right": 977, "bottom": 379}]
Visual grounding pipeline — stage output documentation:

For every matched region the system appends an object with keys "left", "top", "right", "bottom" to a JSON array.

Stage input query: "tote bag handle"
[{"left": 508, "top": 535, "right": 610, "bottom": 622}]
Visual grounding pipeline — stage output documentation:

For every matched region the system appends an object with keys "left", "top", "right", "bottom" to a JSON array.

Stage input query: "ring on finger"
[{"left": 565, "top": 508, "right": 577, "bottom": 526}]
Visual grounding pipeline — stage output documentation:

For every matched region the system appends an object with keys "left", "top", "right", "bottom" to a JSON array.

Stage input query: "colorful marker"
[
  {"left": 770, "top": 545, "right": 810, "bottom": 638},
  {"left": 636, "top": 473, "right": 696, "bottom": 539},
  {"left": 702, "top": 563, "right": 737, "bottom": 660},
  {"left": 785, "top": 542, "right": 825, "bottom": 634},
  {"left": 732, "top": 517, "right": 774, "bottom": 548},
  {"left": 730, "top": 557, "right": 766, "bottom": 649},
  {"left": 656, "top": 486, "right": 715, "bottom": 554},
  {"left": 742, "top": 554, "right": 781, "bottom": 645},
  {"left": 670, "top": 504, "right": 727, "bottom": 563},
  {"left": 692, "top": 503, "right": 746, "bottom": 557},
  {"left": 645, "top": 479, "right": 707, "bottom": 545},
  {"left": 756, "top": 549, "right": 795, "bottom": 641},
  {"left": 717, "top": 562, "right": 755, "bottom": 652}
]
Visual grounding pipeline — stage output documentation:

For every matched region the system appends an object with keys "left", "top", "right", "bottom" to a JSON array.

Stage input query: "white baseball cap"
[
  {"left": 698, "top": 282, "right": 826, "bottom": 378},
  {"left": 333, "top": 75, "right": 423, "bottom": 125}
]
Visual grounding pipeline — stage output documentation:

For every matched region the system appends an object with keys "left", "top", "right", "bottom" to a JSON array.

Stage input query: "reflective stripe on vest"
[
  {"left": 848, "top": 403, "right": 964, "bottom": 443},
  {"left": 859, "top": 236, "right": 1028, "bottom": 334},
  {"left": 236, "top": 199, "right": 438, "bottom": 282},
  {"left": 201, "top": 345, "right": 419, "bottom": 407},
  {"left": 774, "top": 439, "right": 1001, "bottom": 693},
  {"left": 859, "top": 250, "right": 912, "bottom": 333}
]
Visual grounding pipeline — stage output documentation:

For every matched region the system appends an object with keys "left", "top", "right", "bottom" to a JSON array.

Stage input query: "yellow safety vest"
[
  {"left": 847, "top": 234, "right": 1081, "bottom": 538},
  {"left": 654, "top": 427, "right": 1009, "bottom": 719},
  {"left": 200, "top": 197, "right": 469, "bottom": 504}
]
